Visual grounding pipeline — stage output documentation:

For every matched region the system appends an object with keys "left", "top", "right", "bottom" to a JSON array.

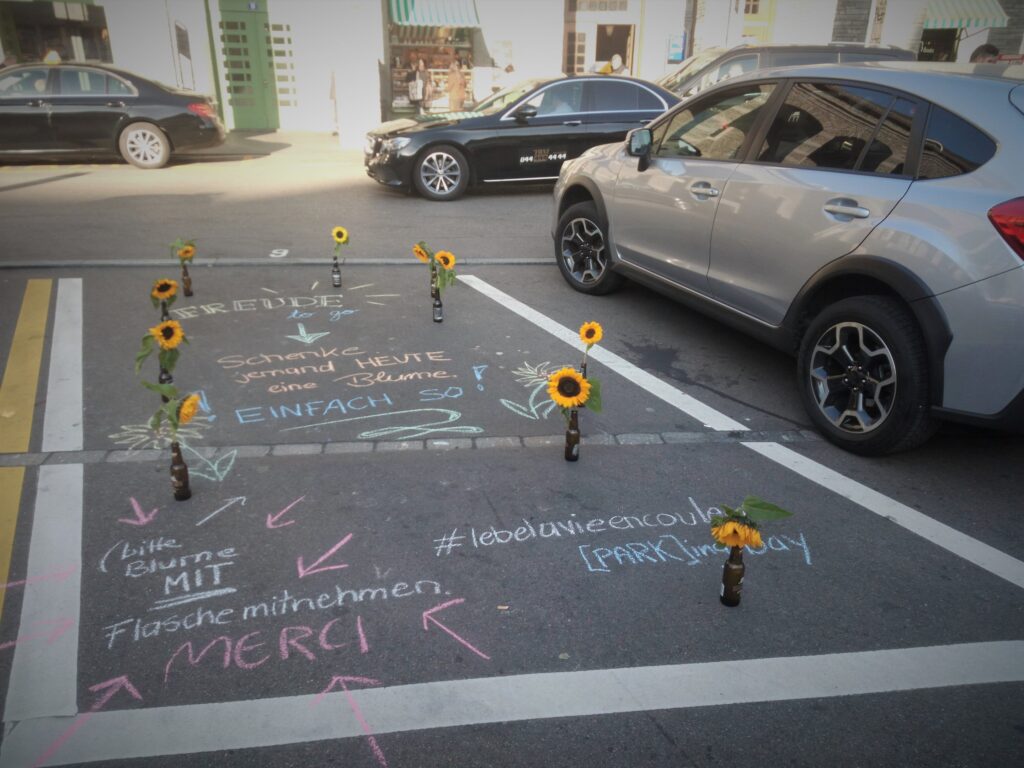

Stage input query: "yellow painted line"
[
  {"left": 0, "top": 279, "right": 52, "bottom": 453},
  {"left": 0, "top": 467, "right": 25, "bottom": 625}
]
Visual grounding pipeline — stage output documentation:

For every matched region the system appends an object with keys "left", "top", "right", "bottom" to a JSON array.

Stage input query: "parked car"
[
  {"left": 552, "top": 61, "right": 1024, "bottom": 455},
  {"left": 364, "top": 75, "right": 678, "bottom": 201},
  {"left": 0, "top": 63, "right": 224, "bottom": 168},
  {"left": 658, "top": 43, "right": 915, "bottom": 99}
]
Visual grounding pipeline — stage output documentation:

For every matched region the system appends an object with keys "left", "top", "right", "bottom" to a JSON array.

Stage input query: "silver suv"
[{"left": 552, "top": 62, "right": 1024, "bottom": 455}]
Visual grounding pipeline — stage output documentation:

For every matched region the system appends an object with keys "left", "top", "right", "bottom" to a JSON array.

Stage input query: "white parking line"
[
  {"left": 459, "top": 275, "right": 748, "bottom": 431},
  {"left": 3, "top": 641, "right": 1021, "bottom": 766},
  {"left": 42, "top": 279, "right": 83, "bottom": 452},
  {"left": 744, "top": 441, "right": 1024, "bottom": 589},
  {"left": 4, "top": 464, "right": 82, "bottom": 722}
]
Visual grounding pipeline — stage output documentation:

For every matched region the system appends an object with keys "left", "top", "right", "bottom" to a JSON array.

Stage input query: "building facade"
[{"left": 1, "top": 0, "right": 1020, "bottom": 148}]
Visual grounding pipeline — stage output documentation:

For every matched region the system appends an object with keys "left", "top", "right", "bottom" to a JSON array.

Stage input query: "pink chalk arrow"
[
  {"left": 0, "top": 563, "right": 77, "bottom": 591},
  {"left": 0, "top": 618, "right": 75, "bottom": 653},
  {"left": 118, "top": 497, "right": 159, "bottom": 527},
  {"left": 422, "top": 598, "right": 491, "bottom": 661},
  {"left": 297, "top": 533, "right": 353, "bottom": 578},
  {"left": 267, "top": 495, "right": 305, "bottom": 529},
  {"left": 311, "top": 676, "right": 387, "bottom": 767},
  {"left": 31, "top": 675, "right": 142, "bottom": 767}
]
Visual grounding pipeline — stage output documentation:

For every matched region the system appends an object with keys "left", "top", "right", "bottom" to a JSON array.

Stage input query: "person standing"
[
  {"left": 970, "top": 43, "right": 1000, "bottom": 62},
  {"left": 406, "top": 59, "right": 433, "bottom": 115},
  {"left": 446, "top": 60, "right": 467, "bottom": 112}
]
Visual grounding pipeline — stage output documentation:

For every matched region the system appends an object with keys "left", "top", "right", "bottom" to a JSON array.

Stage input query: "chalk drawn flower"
[
  {"left": 151, "top": 278, "right": 178, "bottom": 302},
  {"left": 177, "top": 245, "right": 196, "bottom": 262},
  {"left": 435, "top": 250, "right": 456, "bottom": 270},
  {"left": 413, "top": 243, "right": 430, "bottom": 263},
  {"left": 579, "top": 321, "right": 603, "bottom": 346},
  {"left": 150, "top": 320, "right": 186, "bottom": 351},
  {"left": 109, "top": 417, "right": 210, "bottom": 451},
  {"left": 178, "top": 394, "right": 201, "bottom": 425},
  {"left": 547, "top": 367, "right": 591, "bottom": 409},
  {"left": 332, "top": 226, "right": 349, "bottom": 245}
]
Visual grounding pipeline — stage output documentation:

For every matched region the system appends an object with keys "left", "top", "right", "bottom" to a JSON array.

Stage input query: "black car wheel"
[
  {"left": 413, "top": 144, "right": 468, "bottom": 201},
  {"left": 797, "top": 295, "right": 935, "bottom": 455},
  {"left": 555, "top": 202, "right": 624, "bottom": 295},
  {"left": 118, "top": 122, "right": 171, "bottom": 169}
]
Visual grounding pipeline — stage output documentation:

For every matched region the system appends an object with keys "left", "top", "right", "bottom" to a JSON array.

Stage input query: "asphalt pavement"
[{"left": 0, "top": 137, "right": 1021, "bottom": 768}]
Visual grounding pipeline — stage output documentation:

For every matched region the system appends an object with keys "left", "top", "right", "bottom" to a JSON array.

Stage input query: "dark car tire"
[
  {"left": 555, "top": 201, "right": 624, "bottom": 295},
  {"left": 412, "top": 144, "right": 469, "bottom": 201},
  {"left": 797, "top": 295, "right": 936, "bottom": 455},
  {"left": 118, "top": 122, "right": 171, "bottom": 169}
]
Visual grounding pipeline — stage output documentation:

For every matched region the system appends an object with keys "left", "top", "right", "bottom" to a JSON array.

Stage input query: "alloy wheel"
[
  {"left": 808, "top": 321, "right": 897, "bottom": 433},
  {"left": 419, "top": 151, "right": 462, "bottom": 196},
  {"left": 560, "top": 217, "right": 607, "bottom": 285},
  {"left": 125, "top": 128, "right": 164, "bottom": 164}
]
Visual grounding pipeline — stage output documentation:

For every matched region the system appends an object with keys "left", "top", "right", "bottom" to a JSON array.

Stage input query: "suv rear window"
[{"left": 917, "top": 105, "right": 995, "bottom": 179}]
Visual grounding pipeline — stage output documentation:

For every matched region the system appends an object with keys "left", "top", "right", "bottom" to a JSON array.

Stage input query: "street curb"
[{"left": 0, "top": 258, "right": 555, "bottom": 269}]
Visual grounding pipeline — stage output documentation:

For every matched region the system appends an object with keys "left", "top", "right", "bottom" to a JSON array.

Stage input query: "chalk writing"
[
  {"left": 500, "top": 362, "right": 561, "bottom": 420},
  {"left": 422, "top": 598, "right": 490, "bottom": 661},
  {"left": 267, "top": 495, "right": 304, "bottom": 529},
  {"left": 279, "top": 407, "right": 483, "bottom": 440},
  {"left": 195, "top": 389, "right": 216, "bottom": 422},
  {"left": 578, "top": 532, "right": 812, "bottom": 573},
  {"left": 297, "top": 534, "right": 353, "bottom": 578},
  {"left": 169, "top": 295, "right": 347, "bottom": 319},
  {"left": 419, "top": 386, "right": 463, "bottom": 402},
  {"left": 328, "top": 309, "right": 359, "bottom": 321},
  {"left": 235, "top": 394, "right": 395, "bottom": 424},
  {"left": 104, "top": 606, "right": 236, "bottom": 648},
  {"left": 118, "top": 497, "right": 159, "bottom": 527},
  {"left": 472, "top": 364, "right": 488, "bottom": 391},
  {"left": 335, "top": 370, "right": 456, "bottom": 387}
]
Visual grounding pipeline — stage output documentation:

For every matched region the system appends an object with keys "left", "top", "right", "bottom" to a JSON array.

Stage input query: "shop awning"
[
  {"left": 923, "top": 0, "right": 1008, "bottom": 29},
  {"left": 389, "top": 0, "right": 481, "bottom": 27}
]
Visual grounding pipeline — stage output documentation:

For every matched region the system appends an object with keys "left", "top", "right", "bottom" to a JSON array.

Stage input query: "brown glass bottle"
[
  {"left": 331, "top": 257, "right": 342, "bottom": 288},
  {"left": 170, "top": 441, "right": 192, "bottom": 501},
  {"left": 720, "top": 546, "right": 744, "bottom": 606},
  {"left": 181, "top": 262, "right": 193, "bottom": 296},
  {"left": 564, "top": 409, "right": 580, "bottom": 461}
]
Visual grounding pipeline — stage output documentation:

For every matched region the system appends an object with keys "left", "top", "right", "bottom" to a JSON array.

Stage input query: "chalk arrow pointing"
[
  {"left": 0, "top": 563, "right": 77, "bottom": 591},
  {"left": 422, "top": 598, "right": 491, "bottom": 660},
  {"left": 267, "top": 495, "right": 305, "bottom": 529},
  {"left": 195, "top": 496, "right": 247, "bottom": 527},
  {"left": 297, "top": 534, "right": 353, "bottom": 578},
  {"left": 311, "top": 674, "right": 382, "bottom": 705},
  {"left": 310, "top": 676, "right": 388, "bottom": 766},
  {"left": 286, "top": 323, "right": 331, "bottom": 345},
  {"left": 118, "top": 497, "right": 159, "bottom": 527},
  {"left": 89, "top": 675, "right": 143, "bottom": 711}
]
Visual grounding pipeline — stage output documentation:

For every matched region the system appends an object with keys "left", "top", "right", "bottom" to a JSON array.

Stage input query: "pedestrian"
[
  {"left": 970, "top": 43, "right": 1000, "bottom": 63},
  {"left": 406, "top": 59, "right": 433, "bottom": 115},
  {"left": 446, "top": 59, "right": 467, "bottom": 112}
]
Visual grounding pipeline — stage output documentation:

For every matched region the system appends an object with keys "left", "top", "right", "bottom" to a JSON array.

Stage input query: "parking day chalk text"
[{"left": 578, "top": 532, "right": 811, "bottom": 573}]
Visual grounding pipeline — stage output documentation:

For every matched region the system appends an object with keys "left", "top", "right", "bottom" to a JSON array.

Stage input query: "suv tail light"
[
  {"left": 989, "top": 198, "right": 1024, "bottom": 261},
  {"left": 187, "top": 102, "right": 216, "bottom": 119}
]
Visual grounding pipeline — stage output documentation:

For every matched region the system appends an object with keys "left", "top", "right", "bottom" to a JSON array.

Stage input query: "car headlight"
[{"left": 382, "top": 137, "right": 411, "bottom": 153}]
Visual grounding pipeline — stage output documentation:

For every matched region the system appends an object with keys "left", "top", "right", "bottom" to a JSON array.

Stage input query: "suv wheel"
[
  {"left": 413, "top": 144, "right": 469, "bottom": 201},
  {"left": 555, "top": 201, "right": 624, "bottom": 295},
  {"left": 797, "top": 296, "right": 935, "bottom": 455}
]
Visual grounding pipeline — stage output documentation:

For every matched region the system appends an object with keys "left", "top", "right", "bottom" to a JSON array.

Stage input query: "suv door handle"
[
  {"left": 105, "top": 100, "right": 125, "bottom": 108},
  {"left": 824, "top": 199, "right": 870, "bottom": 219},
  {"left": 562, "top": 120, "right": 582, "bottom": 126},
  {"left": 26, "top": 99, "right": 47, "bottom": 108},
  {"left": 689, "top": 182, "right": 720, "bottom": 198}
]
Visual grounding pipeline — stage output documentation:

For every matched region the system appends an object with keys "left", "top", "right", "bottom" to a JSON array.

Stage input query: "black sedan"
[
  {"left": 0, "top": 63, "right": 224, "bottom": 168},
  {"left": 365, "top": 75, "right": 679, "bottom": 201}
]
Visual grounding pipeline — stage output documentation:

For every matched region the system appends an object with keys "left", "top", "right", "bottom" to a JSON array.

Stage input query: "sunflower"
[
  {"left": 178, "top": 394, "right": 201, "bottom": 425},
  {"left": 332, "top": 226, "right": 349, "bottom": 245},
  {"left": 579, "top": 321, "right": 603, "bottom": 346},
  {"left": 547, "top": 367, "right": 591, "bottom": 409},
  {"left": 435, "top": 251, "right": 456, "bottom": 270},
  {"left": 150, "top": 320, "right": 186, "bottom": 351},
  {"left": 151, "top": 278, "right": 178, "bottom": 302},
  {"left": 177, "top": 245, "right": 196, "bottom": 262},
  {"left": 412, "top": 243, "right": 430, "bottom": 263},
  {"left": 712, "top": 520, "right": 761, "bottom": 548}
]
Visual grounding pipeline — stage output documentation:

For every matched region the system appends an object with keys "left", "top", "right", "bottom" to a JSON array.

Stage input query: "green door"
[{"left": 218, "top": 1, "right": 279, "bottom": 130}]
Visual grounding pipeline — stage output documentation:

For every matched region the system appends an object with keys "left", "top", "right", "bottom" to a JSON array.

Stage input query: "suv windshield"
[
  {"left": 472, "top": 79, "right": 547, "bottom": 115},
  {"left": 657, "top": 48, "right": 726, "bottom": 94}
]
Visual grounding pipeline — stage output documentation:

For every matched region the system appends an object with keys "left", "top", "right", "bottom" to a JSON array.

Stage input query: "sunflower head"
[
  {"left": 177, "top": 245, "right": 196, "bottom": 262},
  {"left": 150, "top": 320, "right": 186, "bottom": 351},
  {"left": 332, "top": 226, "right": 349, "bottom": 245},
  {"left": 412, "top": 243, "right": 430, "bottom": 263},
  {"left": 547, "top": 367, "right": 591, "bottom": 409},
  {"left": 151, "top": 278, "right": 178, "bottom": 302},
  {"left": 435, "top": 251, "right": 456, "bottom": 270},
  {"left": 579, "top": 321, "right": 603, "bottom": 346},
  {"left": 711, "top": 519, "right": 761, "bottom": 548},
  {"left": 178, "top": 394, "right": 201, "bottom": 425}
]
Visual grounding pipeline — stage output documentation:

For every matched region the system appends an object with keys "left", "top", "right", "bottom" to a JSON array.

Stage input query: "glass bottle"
[
  {"left": 331, "top": 257, "right": 342, "bottom": 288},
  {"left": 564, "top": 409, "right": 580, "bottom": 461},
  {"left": 170, "top": 441, "right": 192, "bottom": 501},
  {"left": 720, "top": 546, "right": 744, "bottom": 607}
]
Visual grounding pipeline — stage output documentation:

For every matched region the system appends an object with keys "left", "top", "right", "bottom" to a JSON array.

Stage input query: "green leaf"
[
  {"left": 740, "top": 496, "right": 792, "bottom": 522},
  {"left": 151, "top": 295, "right": 160, "bottom": 309},
  {"left": 721, "top": 504, "right": 738, "bottom": 517},
  {"left": 134, "top": 335, "right": 154, "bottom": 374},
  {"left": 159, "top": 347, "right": 180, "bottom": 373},
  {"left": 149, "top": 410, "right": 162, "bottom": 431},
  {"left": 141, "top": 380, "right": 179, "bottom": 399},
  {"left": 709, "top": 515, "right": 728, "bottom": 527},
  {"left": 585, "top": 377, "right": 602, "bottom": 413}
]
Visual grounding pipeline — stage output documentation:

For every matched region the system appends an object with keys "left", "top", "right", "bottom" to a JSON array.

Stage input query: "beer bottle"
[
  {"left": 331, "top": 258, "right": 342, "bottom": 288},
  {"left": 720, "top": 546, "right": 744, "bottom": 607},
  {"left": 564, "top": 409, "right": 580, "bottom": 461}
]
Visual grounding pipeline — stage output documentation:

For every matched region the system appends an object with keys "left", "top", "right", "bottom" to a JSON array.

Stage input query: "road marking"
[
  {"left": 459, "top": 275, "right": 747, "bottom": 431},
  {"left": 744, "top": 441, "right": 1024, "bottom": 590},
  {"left": 2, "top": 640, "right": 1020, "bottom": 766},
  {"left": 4, "top": 464, "right": 82, "bottom": 722},
  {"left": 0, "top": 468, "right": 25, "bottom": 624},
  {"left": 42, "top": 279, "right": 83, "bottom": 452},
  {"left": 0, "top": 279, "right": 52, "bottom": 452}
]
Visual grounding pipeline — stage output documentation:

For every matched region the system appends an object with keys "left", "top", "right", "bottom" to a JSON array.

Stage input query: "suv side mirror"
[
  {"left": 627, "top": 127, "right": 653, "bottom": 171},
  {"left": 513, "top": 104, "right": 537, "bottom": 122}
]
